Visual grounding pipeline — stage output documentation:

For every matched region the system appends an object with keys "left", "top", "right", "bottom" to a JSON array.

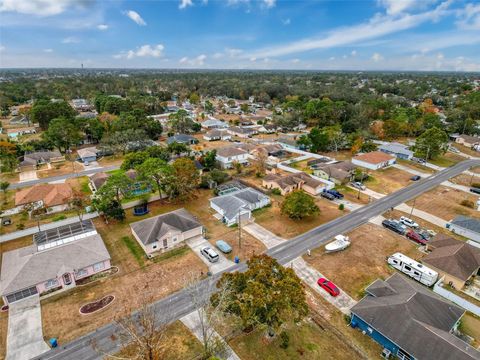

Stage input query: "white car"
[
  {"left": 400, "top": 216, "right": 419, "bottom": 228},
  {"left": 351, "top": 181, "right": 366, "bottom": 191},
  {"left": 200, "top": 246, "right": 219, "bottom": 263}
]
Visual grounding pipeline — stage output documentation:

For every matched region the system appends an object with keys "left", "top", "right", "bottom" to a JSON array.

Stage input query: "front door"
[{"left": 63, "top": 273, "right": 72, "bottom": 286}]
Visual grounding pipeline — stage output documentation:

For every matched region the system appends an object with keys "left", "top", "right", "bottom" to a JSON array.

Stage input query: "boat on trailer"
[{"left": 325, "top": 235, "right": 351, "bottom": 253}]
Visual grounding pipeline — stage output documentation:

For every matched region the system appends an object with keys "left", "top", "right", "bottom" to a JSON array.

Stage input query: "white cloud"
[
  {"left": 179, "top": 0, "right": 193, "bottom": 9},
  {"left": 0, "top": 0, "right": 74, "bottom": 16},
  {"left": 0, "top": 45, "right": 5, "bottom": 52},
  {"left": 378, "top": 0, "right": 418, "bottom": 15},
  {"left": 247, "top": 1, "right": 451, "bottom": 58},
  {"left": 282, "top": 18, "right": 291, "bottom": 25},
  {"left": 97, "top": 24, "right": 109, "bottom": 30},
  {"left": 115, "top": 44, "right": 164, "bottom": 59},
  {"left": 263, "top": 0, "right": 276, "bottom": 9},
  {"left": 250, "top": 57, "right": 257, "bottom": 62},
  {"left": 62, "top": 36, "right": 80, "bottom": 44},
  {"left": 456, "top": 3, "right": 480, "bottom": 30},
  {"left": 351, "top": 50, "right": 357, "bottom": 56},
  {"left": 329, "top": 56, "right": 335, "bottom": 61},
  {"left": 226, "top": 48, "right": 243, "bottom": 57},
  {"left": 291, "top": 58, "right": 300, "bottom": 63},
  {"left": 43, "top": 48, "right": 53, "bottom": 53},
  {"left": 371, "top": 52, "right": 384, "bottom": 62},
  {"left": 124, "top": 10, "right": 146, "bottom": 26},
  {"left": 179, "top": 54, "right": 207, "bottom": 66},
  {"left": 212, "top": 52, "right": 224, "bottom": 59}
]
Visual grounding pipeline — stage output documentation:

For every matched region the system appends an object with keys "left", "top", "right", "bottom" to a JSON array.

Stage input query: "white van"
[{"left": 201, "top": 246, "right": 220, "bottom": 263}]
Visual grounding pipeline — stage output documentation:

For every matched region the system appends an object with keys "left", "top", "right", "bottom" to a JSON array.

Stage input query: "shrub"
[
  {"left": 338, "top": 203, "right": 345, "bottom": 211},
  {"left": 52, "top": 214, "right": 67, "bottom": 221},
  {"left": 16, "top": 223, "right": 25, "bottom": 230},
  {"left": 471, "top": 183, "right": 480, "bottom": 188},
  {"left": 279, "top": 331, "right": 290, "bottom": 349},
  {"left": 271, "top": 188, "right": 282, "bottom": 195},
  {"left": 461, "top": 199, "right": 475, "bottom": 208}
]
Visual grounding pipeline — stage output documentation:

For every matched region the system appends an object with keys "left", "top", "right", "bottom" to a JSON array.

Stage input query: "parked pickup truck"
[
  {"left": 321, "top": 192, "right": 336, "bottom": 201},
  {"left": 406, "top": 229, "right": 428, "bottom": 245},
  {"left": 325, "top": 189, "right": 344, "bottom": 199},
  {"left": 382, "top": 219, "right": 406, "bottom": 235}
]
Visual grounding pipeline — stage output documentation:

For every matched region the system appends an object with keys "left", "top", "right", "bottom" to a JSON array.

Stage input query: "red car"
[
  {"left": 317, "top": 278, "right": 340, "bottom": 297},
  {"left": 406, "top": 229, "right": 427, "bottom": 245}
]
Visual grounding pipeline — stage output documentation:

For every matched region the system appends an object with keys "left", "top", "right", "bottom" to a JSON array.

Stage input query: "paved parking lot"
[
  {"left": 6, "top": 295, "right": 50, "bottom": 360},
  {"left": 186, "top": 237, "right": 235, "bottom": 274}
]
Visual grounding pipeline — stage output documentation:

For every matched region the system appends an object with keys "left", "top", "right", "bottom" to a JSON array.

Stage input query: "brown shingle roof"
[
  {"left": 15, "top": 184, "right": 73, "bottom": 207},
  {"left": 216, "top": 146, "right": 248, "bottom": 158},
  {"left": 353, "top": 151, "right": 395, "bottom": 165}
]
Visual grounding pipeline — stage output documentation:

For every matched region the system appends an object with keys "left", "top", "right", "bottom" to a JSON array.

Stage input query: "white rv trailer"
[{"left": 387, "top": 252, "right": 438, "bottom": 286}]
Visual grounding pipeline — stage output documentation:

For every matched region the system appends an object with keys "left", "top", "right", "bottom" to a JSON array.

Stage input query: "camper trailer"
[{"left": 387, "top": 252, "right": 438, "bottom": 286}]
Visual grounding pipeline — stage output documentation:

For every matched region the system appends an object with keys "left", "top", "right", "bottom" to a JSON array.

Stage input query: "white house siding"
[
  {"left": 216, "top": 154, "right": 249, "bottom": 169},
  {"left": 449, "top": 225, "right": 480, "bottom": 243},
  {"left": 352, "top": 158, "right": 395, "bottom": 171}
]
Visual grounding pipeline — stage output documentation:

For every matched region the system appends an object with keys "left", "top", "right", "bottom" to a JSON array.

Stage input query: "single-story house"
[
  {"left": 7, "top": 127, "right": 36, "bottom": 139},
  {"left": 262, "top": 172, "right": 325, "bottom": 196},
  {"left": 167, "top": 134, "right": 198, "bottom": 145},
  {"left": 277, "top": 137, "right": 302, "bottom": 150},
  {"left": 312, "top": 161, "right": 356, "bottom": 184},
  {"left": 201, "top": 118, "right": 228, "bottom": 129},
  {"left": 257, "top": 124, "right": 277, "bottom": 133},
  {"left": 18, "top": 150, "right": 65, "bottom": 171},
  {"left": 15, "top": 183, "right": 73, "bottom": 213},
  {"left": 0, "top": 220, "right": 111, "bottom": 304},
  {"left": 228, "top": 126, "right": 257, "bottom": 138},
  {"left": 71, "top": 98, "right": 92, "bottom": 111},
  {"left": 210, "top": 188, "right": 270, "bottom": 226},
  {"left": 89, "top": 172, "right": 110, "bottom": 192},
  {"left": 350, "top": 273, "right": 479, "bottom": 360},
  {"left": 251, "top": 144, "right": 283, "bottom": 158},
  {"left": 423, "top": 234, "right": 480, "bottom": 289},
  {"left": 216, "top": 146, "right": 249, "bottom": 169},
  {"left": 378, "top": 142, "right": 414, "bottom": 160},
  {"left": 448, "top": 216, "right": 480, "bottom": 244},
  {"left": 203, "top": 129, "right": 232, "bottom": 141},
  {"left": 352, "top": 151, "right": 396, "bottom": 170},
  {"left": 456, "top": 135, "right": 480, "bottom": 148},
  {"left": 130, "top": 208, "right": 203, "bottom": 256},
  {"left": 77, "top": 146, "right": 98, "bottom": 163}
]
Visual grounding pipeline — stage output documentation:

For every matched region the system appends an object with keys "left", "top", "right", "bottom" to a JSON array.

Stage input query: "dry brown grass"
[
  {"left": 365, "top": 167, "right": 413, "bottom": 195},
  {"left": 451, "top": 173, "right": 480, "bottom": 187},
  {"left": 255, "top": 196, "right": 345, "bottom": 239},
  {"left": 397, "top": 159, "right": 436, "bottom": 174},
  {"left": 406, "top": 186, "right": 480, "bottom": 221},
  {"left": 36, "top": 162, "right": 83, "bottom": 179},
  {"left": 304, "top": 223, "right": 422, "bottom": 299}
]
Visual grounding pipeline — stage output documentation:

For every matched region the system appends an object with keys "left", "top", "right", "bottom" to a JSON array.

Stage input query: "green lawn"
[
  {"left": 120, "top": 235, "right": 146, "bottom": 267},
  {"left": 152, "top": 245, "right": 191, "bottom": 263}
]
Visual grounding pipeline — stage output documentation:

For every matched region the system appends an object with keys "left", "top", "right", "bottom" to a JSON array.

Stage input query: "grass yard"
[
  {"left": 460, "top": 313, "right": 480, "bottom": 348},
  {"left": 429, "top": 152, "right": 466, "bottom": 167},
  {"left": 397, "top": 159, "right": 435, "bottom": 174},
  {"left": 364, "top": 167, "right": 413, "bottom": 195},
  {"left": 304, "top": 223, "right": 422, "bottom": 299},
  {"left": 406, "top": 185, "right": 480, "bottom": 221},
  {"left": 451, "top": 144, "right": 480, "bottom": 157},
  {"left": 451, "top": 173, "right": 480, "bottom": 187},
  {"left": 255, "top": 196, "right": 345, "bottom": 239},
  {"left": 335, "top": 185, "right": 370, "bottom": 205},
  {"left": 288, "top": 158, "right": 315, "bottom": 174},
  {"left": 319, "top": 150, "right": 353, "bottom": 161},
  {"left": 116, "top": 321, "right": 202, "bottom": 359}
]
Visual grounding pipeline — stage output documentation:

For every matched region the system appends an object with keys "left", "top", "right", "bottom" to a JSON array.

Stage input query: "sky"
[{"left": 0, "top": 0, "right": 479, "bottom": 71}]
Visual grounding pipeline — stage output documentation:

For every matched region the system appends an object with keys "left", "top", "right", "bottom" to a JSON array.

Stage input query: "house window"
[
  {"left": 93, "top": 262, "right": 105, "bottom": 272},
  {"left": 397, "top": 348, "right": 413, "bottom": 360},
  {"left": 153, "top": 244, "right": 158, "bottom": 250},
  {"left": 163, "top": 239, "right": 168, "bottom": 249},
  {"left": 172, "top": 236, "right": 178, "bottom": 242},
  {"left": 45, "top": 278, "right": 59, "bottom": 289},
  {"left": 76, "top": 268, "right": 88, "bottom": 278}
]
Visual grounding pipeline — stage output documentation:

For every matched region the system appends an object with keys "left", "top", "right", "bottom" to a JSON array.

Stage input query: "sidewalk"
[
  {"left": 392, "top": 163, "right": 431, "bottom": 177},
  {"left": 395, "top": 203, "right": 448, "bottom": 228}
]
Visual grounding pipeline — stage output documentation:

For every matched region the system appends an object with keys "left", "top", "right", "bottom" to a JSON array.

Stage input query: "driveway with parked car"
[{"left": 186, "top": 237, "right": 235, "bottom": 274}]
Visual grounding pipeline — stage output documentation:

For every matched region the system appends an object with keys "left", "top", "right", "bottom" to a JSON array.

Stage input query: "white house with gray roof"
[
  {"left": 130, "top": 208, "right": 203, "bottom": 256},
  {"left": 0, "top": 220, "right": 111, "bottom": 304},
  {"left": 216, "top": 146, "right": 250, "bottom": 169},
  {"left": 378, "top": 142, "right": 414, "bottom": 160},
  {"left": 448, "top": 216, "right": 480, "bottom": 243},
  {"left": 210, "top": 188, "right": 270, "bottom": 226}
]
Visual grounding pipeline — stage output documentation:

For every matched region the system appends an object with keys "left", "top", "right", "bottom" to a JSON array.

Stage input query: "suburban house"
[
  {"left": 167, "top": 134, "right": 198, "bottom": 145},
  {"left": 277, "top": 137, "right": 301, "bottom": 150},
  {"left": 378, "top": 142, "right": 414, "bottom": 160},
  {"left": 216, "top": 146, "right": 250, "bottom": 169},
  {"left": 203, "top": 129, "right": 232, "bottom": 141},
  {"left": 312, "top": 161, "right": 356, "bottom": 184},
  {"left": 15, "top": 183, "right": 73, "bottom": 213},
  {"left": 77, "top": 146, "right": 98, "bottom": 163},
  {"left": 210, "top": 188, "right": 270, "bottom": 226},
  {"left": 350, "top": 273, "right": 479, "bottom": 360},
  {"left": 89, "top": 172, "right": 110, "bottom": 192},
  {"left": 456, "top": 135, "right": 480, "bottom": 148},
  {"left": 18, "top": 150, "right": 65, "bottom": 171},
  {"left": 448, "top": 216, "right": 480, "bottom": 243},
  {"left": 7, "top": 126, "right": 36, "bottom": 139},
  {"left": 263, "top": 172, "right": 326, "bottom": 196},
  {"left": 0, "top": 220, "right": 111, "bottom": 304},
  {"left": 201, "top": 118, "right": 228, "bottom": 129},
  {"left": 352, "top": 151, "right": 396, "bottom": 170},
  {"left": 423, "top": 234, "right": 480, "bottom": 289},
  {"left": 251, "top": 144, "right": 283, "bottom": 158},
  {"left": 257, "top": 124, "right": 277, "bottom": 133},
  {"left": 130, "top": 208, "right": 203, "bottom": 256},
  {"left": 228, "top": 126, "right": 257, "bottom": 138}
]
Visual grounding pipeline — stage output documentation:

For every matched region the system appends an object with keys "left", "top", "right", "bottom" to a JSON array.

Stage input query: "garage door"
[{"left": 6, "top": 286, "right": 38, "bottom": 303}]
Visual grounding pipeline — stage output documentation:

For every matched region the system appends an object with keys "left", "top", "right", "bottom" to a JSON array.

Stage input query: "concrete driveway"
[
  {"left": 6, "top": 295, "right": 50, "bottom": 360},
  {"left": 186, "top": 237, "right": 235, "bottom": 274},
  {"left": 19, "top": 170, "right": 38, "bottom": 182}
]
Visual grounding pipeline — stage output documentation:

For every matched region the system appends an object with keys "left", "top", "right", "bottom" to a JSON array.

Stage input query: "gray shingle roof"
[
  {"left": 0, "top": 233, "right": 111, "bottom": 296},
  {"left": 451, "top": 216, "right": 480, "bottom": 234},
  {"left": 378, "top": 142, "right": 414, "bottom": 157},
  {"left": 130, "top": 208, "right": 202, "bottom": 245},
  {"left": 167, "top": 134, "right": 196, "bottom": 144},
  {"left": 351, "top": 273, "right": 479, "bottom": 360},
  {"left": 210, "top": 188, "right": 269, "bottom": 220}
]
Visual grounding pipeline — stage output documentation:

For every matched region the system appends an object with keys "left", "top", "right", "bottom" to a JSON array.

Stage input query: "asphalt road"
[
  {"left": 33, "top": 159, "right": 480, "bottom": 360},
  {"left": 9, "top": 165, "right": 120, "bottom": 189}
]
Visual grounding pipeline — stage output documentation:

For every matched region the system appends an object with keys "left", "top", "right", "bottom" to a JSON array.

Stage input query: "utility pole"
[
  {"left": 410, "top": 198, "right": 416, "bottom": 218},
  {"left": 238, "top": 209, "right": 242, "bottom": 249}
]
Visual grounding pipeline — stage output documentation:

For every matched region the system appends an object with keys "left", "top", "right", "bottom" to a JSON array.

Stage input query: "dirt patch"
[
  {"left": 365, "top": 167, "right": 413, "bottom": 195},
  {"left": 255, "top": 196, "right": 345, "bottom": 239},
  {"left": 406, "top": 185, "right": 480, "bottom": 221},
  {"left": 304, "top": 223, "right": 422, "bottom": 299},
  {"left": 79, "top": 295, "right": 115, "bottom": 315}
]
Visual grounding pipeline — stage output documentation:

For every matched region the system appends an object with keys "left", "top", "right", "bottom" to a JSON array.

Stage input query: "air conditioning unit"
[{"left": 382, "top": 348, "right": 392, "bottom": 359}]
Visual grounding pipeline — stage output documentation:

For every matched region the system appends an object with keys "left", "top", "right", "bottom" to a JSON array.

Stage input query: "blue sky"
[{"left": 0, "top": 0, "right": 479, "bottom": 71}]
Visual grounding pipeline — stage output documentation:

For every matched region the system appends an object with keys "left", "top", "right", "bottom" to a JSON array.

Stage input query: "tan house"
[
  {"left": 15, "top": 183, "right": 73, "bottom": 213},
  {"left": 455, "top": 135, "right": 480, "bottom": 148},
  {"left": 130, "top": 208, "right": 203, "bottom": 256},
  {"left": 423, "top": 235, "right": 480, "bottom": 289},
  {"left": 262, "top": 172, "right": 324, "bottom": 196},
  {"left": 312, "top": 161, "right": 356, "bottom": 184}
]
